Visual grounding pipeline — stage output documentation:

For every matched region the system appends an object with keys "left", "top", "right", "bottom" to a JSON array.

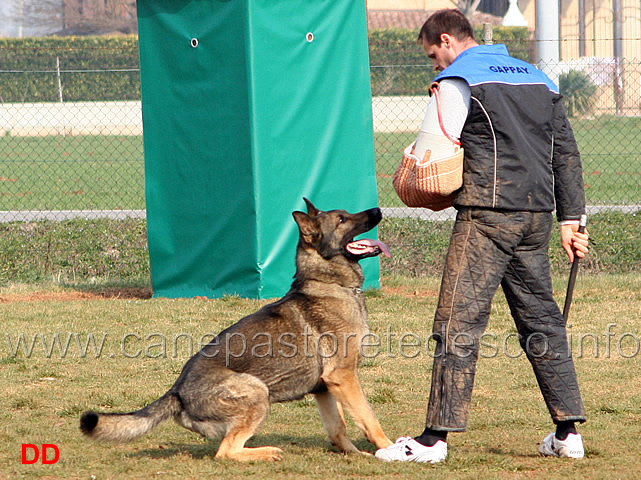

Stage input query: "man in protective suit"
[{"left": 376, "top": 9, "right": 590, "bottom": 464}]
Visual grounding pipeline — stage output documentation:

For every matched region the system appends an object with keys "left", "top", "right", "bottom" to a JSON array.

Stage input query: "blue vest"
[
  {"left": 430, "top": 45, "right": 583, "bottom": 216},
  {"left": 434, "top": 44, "right": 558, "bottom": 94}
]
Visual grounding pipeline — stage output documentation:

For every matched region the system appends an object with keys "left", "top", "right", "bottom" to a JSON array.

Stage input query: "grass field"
[
  {"left": 1, "top": 114, "right": 641, "bottom": 211},
  {"left": 1, "top": 274, "right": 640, "bottom": 479},
  {"left": 1, "top": 210, "right": 640, "bottom": 287}
]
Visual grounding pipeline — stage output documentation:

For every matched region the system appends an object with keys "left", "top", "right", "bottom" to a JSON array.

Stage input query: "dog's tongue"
[{"left": 346, "top": 238, "right": 391, "bottom": 258}]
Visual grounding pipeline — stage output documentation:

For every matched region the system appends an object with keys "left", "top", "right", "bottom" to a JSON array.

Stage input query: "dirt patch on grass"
[
  {"left": 381, "top": 284, "right": 440, "bottom": 298},
  {"left": 0, "top": 287, "right": 152, "bottom": 303},
  {"left": 0, "top": 284, "right": 437, "bottom": 303}
]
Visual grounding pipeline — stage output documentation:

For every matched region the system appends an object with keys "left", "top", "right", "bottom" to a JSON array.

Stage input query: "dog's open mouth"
[{"left": 345, "top": 238, "right": 391, "bottom": 258}]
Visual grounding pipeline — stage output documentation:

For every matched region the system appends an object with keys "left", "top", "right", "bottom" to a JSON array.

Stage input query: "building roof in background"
[
  {"left": 367, "top": 9, "right": 503, "bottom": 30},
  {"left": 367, "top": 9, "right": 427, "bottom": 29}
]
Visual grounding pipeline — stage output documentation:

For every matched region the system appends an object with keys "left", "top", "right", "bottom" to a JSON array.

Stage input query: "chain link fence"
[
  {"left": 0, "top": 41, "right": 143, "bottom": 222},
  {"left": 1, "top": 35, "right": 640, "bottom": 280}
]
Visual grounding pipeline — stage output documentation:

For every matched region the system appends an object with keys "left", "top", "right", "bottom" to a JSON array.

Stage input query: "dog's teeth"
[{"left": 346, "top": 239, "right": 391, "bottom": 257}]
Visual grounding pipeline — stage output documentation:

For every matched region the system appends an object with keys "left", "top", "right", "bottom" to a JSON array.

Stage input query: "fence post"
[
  {"left": 535, "top": 0, "right": 560, "bottom": 83},
  {"left": 56, "top": 56, "right": 66, "bottom": 137},
  {"left": 56, "top": 57, "right": 63, "bottom": 103},
  {"left": 613, "top": 0, "right": 624, "bottom": 116},
  {"left": 482, "top": 23, "right": 493, "bottom": 45}
]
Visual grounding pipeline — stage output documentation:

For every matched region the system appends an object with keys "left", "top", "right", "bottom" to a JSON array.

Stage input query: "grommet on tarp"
[
  {"left": 306, "top": 32, "right": 314, "bottom": 43},
  {"left": 191, "top": 38, "right": 199, "bottom": 48}
]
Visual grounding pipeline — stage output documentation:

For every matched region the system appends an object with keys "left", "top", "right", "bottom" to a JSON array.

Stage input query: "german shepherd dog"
[{"left": 80, "top": 199, "right": 393, "bottom": 461}]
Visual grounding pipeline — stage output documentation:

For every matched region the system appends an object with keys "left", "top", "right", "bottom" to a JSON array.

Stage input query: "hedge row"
[
  {"left": 0, "top": 36, "right": 140, "bottom": 103},
  {"left": 0, "top": 27, "right": 530, "bottom": 102},
  {"left": 368, "top": 26, "right": 531, "bottom": 95}
]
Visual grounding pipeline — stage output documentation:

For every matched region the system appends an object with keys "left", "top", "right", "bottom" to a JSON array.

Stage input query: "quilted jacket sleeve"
[{"left": 551, "top": 95, "right": 586, "bottom": 222}]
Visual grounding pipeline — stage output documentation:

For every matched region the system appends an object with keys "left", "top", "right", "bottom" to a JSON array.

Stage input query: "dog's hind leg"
[
  {"left": 314, "top": 391, "right": 362, "bottom": 454},
  {"left": 211, "top": 374, "right": 283, "bottom": 462},
  {"left": 322, "top": 369, "right": 393, "bottom": 449}
]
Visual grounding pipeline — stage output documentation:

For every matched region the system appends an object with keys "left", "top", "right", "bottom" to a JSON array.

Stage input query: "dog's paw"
[
  {"left": 217, "top": 446, "right": 284, "bottom": 462},
  {"left": 257, "top": 446, "right": 284, "bottom": 462}
]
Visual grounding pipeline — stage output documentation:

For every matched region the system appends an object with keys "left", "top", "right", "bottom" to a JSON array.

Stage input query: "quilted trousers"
[{"left": 425, "top": 208, "right": 586, "bottom": 431}]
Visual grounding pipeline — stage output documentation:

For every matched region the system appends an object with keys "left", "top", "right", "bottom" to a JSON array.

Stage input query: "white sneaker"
[
  {"left": 538, "top": 432, "right": 584, "bottom": 458},
  {"left": 375, "top": 436, "right": 447, "bottom": 464}
]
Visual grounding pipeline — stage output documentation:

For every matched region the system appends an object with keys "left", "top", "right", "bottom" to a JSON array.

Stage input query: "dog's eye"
[{"left": 337, "top": 215, "right": 345, "bottom": 224}]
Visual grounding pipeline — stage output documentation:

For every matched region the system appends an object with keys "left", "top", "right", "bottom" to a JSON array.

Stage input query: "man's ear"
[{"left": 292, "top": 211, "right": 320, "bottom": 244}]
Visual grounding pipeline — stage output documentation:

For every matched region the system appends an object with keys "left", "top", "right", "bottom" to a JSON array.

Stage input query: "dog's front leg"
[
  {"left": 321, "top": 369, "right": 393, "bottom": 449},
  {"left": 314, "top": 391, "right": 362, "bottom": 454}
]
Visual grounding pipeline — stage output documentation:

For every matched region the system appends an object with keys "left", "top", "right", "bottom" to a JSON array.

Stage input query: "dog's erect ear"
[
  {"left": 303, "top": 197, "right": 321, "bottom": 217},
  {"left": 292, "top": 211, "right": 320, "bottom": 245}
]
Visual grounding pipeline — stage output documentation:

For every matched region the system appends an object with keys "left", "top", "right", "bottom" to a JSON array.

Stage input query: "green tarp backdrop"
[{"left": 137, "top": 0, "right": 381, "bottom": 299}]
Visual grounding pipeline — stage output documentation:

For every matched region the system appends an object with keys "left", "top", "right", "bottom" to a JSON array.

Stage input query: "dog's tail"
[{"left": 80, "top": 391, "right": 182, "bottom": 443}]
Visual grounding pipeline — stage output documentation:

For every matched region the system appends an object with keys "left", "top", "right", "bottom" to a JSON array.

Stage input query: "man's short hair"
[{"left": 418, "top": 9, "right": 475, "bottom": 46}]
